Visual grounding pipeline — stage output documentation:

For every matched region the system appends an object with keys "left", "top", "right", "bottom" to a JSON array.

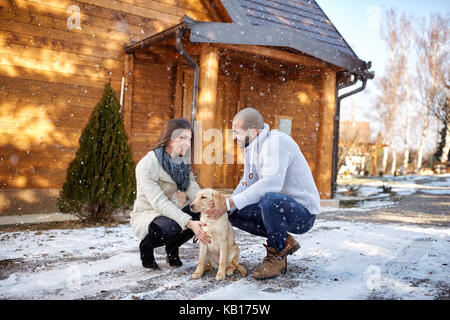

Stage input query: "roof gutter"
[
  {"left": 331, "top": 63, "right": 375, "bottom": 198},
  {"left": 125, "top": 22, "right": 186, "bottom": 54}
]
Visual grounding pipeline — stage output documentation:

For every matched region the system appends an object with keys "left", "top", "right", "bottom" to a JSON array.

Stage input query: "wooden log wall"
[
  {"left": 0, "top": 0, "right": 213, "bottom": 213},
  {"left": 130, "top": 58, "right": 177, "bottom": 162}
]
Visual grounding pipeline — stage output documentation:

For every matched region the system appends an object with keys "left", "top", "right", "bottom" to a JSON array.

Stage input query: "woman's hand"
[{"left": 186, "top": 219, "right": 211, "bottom": 244}]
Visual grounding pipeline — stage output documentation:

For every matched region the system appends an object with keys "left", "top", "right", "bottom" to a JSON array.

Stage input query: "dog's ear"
[{"left": 213, "top": 192, "right": 227, "bottom": 208}]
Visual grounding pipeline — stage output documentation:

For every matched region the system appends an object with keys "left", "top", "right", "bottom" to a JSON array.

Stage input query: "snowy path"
[{"left": 1, "top": 218, "right": 449, "bottom": 300}]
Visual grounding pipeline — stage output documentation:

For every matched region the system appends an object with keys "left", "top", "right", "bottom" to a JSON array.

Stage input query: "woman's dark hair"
[{"left": 151, "top": 118, "right": 193, "bottom": 150}]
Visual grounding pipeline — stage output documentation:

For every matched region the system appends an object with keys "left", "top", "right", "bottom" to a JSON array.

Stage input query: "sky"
[
  {"left": 316, "top": 0, "right": 450, "bottom": 76},
  {"left": 315, "top": 0, "right": 449, "bottom": 152}
]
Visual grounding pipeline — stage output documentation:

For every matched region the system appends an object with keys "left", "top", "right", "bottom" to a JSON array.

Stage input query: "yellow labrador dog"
[{"left": 189, "top": 188, "right": 246, "bottom": 281}]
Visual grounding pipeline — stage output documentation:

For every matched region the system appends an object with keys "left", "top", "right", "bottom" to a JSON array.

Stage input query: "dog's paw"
[
  {"left": 225, "top": 267, "right": 235, "bottom": 276},
  {"left": 192, "top": 271, "right": 203, "bottom": 279},
  {"left": 215, "top": 272, "right": 226, "bottom": 281}
]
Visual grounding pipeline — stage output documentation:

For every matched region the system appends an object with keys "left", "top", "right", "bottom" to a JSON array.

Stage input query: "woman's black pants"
[{"left": 139, "top": 205, "right": 200, "bottom": 261}]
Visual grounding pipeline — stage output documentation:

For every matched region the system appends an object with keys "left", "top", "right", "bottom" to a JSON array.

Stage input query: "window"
[{"left": 274, "top": 115, "right": 293, "bottom": 136}]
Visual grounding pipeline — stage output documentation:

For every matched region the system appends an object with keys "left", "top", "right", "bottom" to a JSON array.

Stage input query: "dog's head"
[{"left": 189, "top": 188, "right": 227, "bottom": 213}]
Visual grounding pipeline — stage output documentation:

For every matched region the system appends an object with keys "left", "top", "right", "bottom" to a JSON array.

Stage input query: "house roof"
[
  {"left": 236, "top": 0, "right": 357, "bottom": 58},
  {"left": 125, "top": 0, "right": 373, "bottom": 78}
]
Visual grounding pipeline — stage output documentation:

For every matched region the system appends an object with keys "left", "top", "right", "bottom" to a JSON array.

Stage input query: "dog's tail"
[{"left": 237, "top": 264, "right": 247, "bottom": 277}]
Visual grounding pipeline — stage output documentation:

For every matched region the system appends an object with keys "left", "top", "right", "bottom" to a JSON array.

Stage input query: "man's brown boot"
[
  {"left": 279, "top": 233, "right": 301, "bottom": 258},
  {"left": 252, "top": 244, "right": 287, "bottom": 280}
]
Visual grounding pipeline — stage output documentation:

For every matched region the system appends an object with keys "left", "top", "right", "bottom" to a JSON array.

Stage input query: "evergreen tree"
[{"left": 57, "top": 82, "right": 136, "bottom": 221}]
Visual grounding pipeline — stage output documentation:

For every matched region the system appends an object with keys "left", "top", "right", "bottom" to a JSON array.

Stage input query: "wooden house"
[{"left": 0, "top": 0, "right": 373, "bottom": 214}]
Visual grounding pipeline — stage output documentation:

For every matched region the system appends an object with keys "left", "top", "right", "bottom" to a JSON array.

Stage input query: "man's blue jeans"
[{"left": 229, "top": 192, "right": 316, "bottom": 252}]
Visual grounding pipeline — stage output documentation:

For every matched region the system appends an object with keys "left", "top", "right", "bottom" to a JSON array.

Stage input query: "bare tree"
[
  {"left": 375, "top": 9, "right": 408, "bottom": 174},
  {"left": 414, "top": 14, "right": 449, "bottom": 172},
  {"left": 391, "top": 148, "right": 397, "bottom": 175},
  {"left": 400, "top": 14, "right": 416, "bottom": 174}
]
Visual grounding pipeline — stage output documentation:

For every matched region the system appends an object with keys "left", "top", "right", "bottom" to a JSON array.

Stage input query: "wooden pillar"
[
  {"left": 196, "top": 44, "right": 219, "bottom": 188},
  {"left": 316, "top": 70, "right": 336, "bottom": 199},
  {"left": 123, "top": 54, "right": 134, "bottom": 137}
]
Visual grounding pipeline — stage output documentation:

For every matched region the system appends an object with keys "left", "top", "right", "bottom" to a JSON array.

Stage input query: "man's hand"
[{"left": 205, "top": 200, "right": 227, "bottom": 219}]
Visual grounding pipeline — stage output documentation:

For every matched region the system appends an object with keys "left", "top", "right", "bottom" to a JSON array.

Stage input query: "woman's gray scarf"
[{"left": 153, "top": 146, "right": 190, "bottom": 191}]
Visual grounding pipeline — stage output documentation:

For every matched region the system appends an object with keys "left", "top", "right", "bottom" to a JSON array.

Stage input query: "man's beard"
[
  {"left": 244, "top": 136, "right": 250, "bottom": 148},
  {"left": 237, "top": 135, "right": 252, "bottom": 149}
]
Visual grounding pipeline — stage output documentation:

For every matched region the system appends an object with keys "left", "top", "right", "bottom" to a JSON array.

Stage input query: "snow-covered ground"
[
  {"left": 337, "top": 173, "right": 450, "bottom": 197},
  {"left": 1, "top": 220, "right": 449, "bottom": 300},
  {"left": 0, "top": 174, "right": 449, "bottom": 300},
  {"left": 329, "top": 173, "right": 450, "bottom": 212}
]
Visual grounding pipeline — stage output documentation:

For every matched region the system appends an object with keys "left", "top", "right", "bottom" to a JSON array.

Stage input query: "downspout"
[
  {"left": 175, "top": 27, "right": 199, "bottom": 129},
  {"left": 331, "top": 65, "right": 374, "bottom": 198}
]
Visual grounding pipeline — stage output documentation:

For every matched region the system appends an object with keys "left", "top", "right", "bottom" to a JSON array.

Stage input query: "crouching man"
[{"left": 206, "top": 107, "right": 321, "bottom": 280}]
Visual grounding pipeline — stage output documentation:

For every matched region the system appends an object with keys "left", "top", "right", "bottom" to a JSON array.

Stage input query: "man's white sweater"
[{"left": 230, "top": 123, "right": 322, "bottom": 215}]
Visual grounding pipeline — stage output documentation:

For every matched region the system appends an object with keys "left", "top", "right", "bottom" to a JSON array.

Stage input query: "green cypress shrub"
[{"left": 57, "top": 82, "right": 136, "bottom": 222}]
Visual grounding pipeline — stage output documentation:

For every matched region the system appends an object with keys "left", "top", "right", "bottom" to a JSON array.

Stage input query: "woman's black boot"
[
  {"left": 139, "top": 241, "right": 159, "bottom": 269},
  {"left": 165, "top": 245, "right": 183, "bottom": 267},
  {"left": 139, "top": 224, "right": 165, "bottom": 270}
]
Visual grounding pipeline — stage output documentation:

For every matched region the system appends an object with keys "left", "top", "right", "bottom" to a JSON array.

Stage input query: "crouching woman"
[{"left": 130, "top": 118, "right": 210, "bottom": 269}]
